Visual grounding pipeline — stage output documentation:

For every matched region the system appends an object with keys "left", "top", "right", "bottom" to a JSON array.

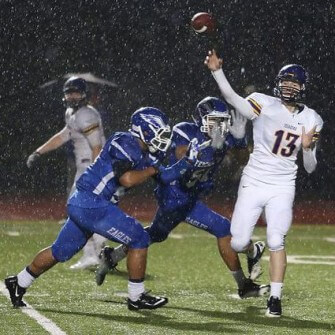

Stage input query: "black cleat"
[
  {"left": 95, "top": 247, "right": 118, "bottom": 286},
  {"left": 5, "top": 276, "right": 26, "bottom": 308},
  {"left": 128, "top": 292, "right": 168, "bottom": 310},
  {"left": 238, "top": 278, "right": 270, "bottom": 299},
  {"left": 266, "top": 296, "right": 282, "bottom": 317},
  {"left": 247, "top": 241, "right": 266, "bottom": 280}
]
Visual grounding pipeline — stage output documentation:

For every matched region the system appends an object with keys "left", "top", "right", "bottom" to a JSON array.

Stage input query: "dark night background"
[{"left": 1, "top": 0, "right": 334, "bottom": 203}]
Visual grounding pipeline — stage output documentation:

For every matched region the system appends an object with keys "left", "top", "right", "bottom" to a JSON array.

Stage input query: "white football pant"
[{"left": 231, "top": 174, "right": 295, "bottom": 252}]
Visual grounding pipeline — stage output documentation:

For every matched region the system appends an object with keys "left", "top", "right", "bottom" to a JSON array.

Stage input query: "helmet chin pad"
[{"left": 148, "top": 145, "right": 158, "bottom": 153}]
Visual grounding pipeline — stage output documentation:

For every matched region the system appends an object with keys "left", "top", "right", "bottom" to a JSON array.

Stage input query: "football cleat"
[
  {"left": 95, "top": 247, "right": 118, "bottom": 286},
  {"left": 69, "top": 256, "right": 99, "bottom": 270},
  {"left": 238, "top": 279, "right": 270, "bottom": 299},
  {"left": 265, "top": 296, "right": 282, "bottom": 317},
  {"left": 247, "top": 241, "right": 266, "bottom": 280},
  {"left": 128, "top": 292, "right": 168, "bottom": 311},
  {"left": 5, "top": 276, "right": 26, "bottom": 308}
]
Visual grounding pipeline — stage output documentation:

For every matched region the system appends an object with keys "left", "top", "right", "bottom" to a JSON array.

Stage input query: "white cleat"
[
  {"left": 69, "top": 256, "right": 99, "bottom": 270},
  {"left": 250, "top": 263, "right": 262, "bottom": 281},
  {"left": 248, "top": 241, "right": 266, "bottom": 280}
]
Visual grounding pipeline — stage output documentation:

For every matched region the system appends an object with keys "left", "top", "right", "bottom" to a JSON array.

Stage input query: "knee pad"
[
  {"left": 145, "top": 225, "right": 169, "bottom": 243},
  {"left": 128, "top": 226, "right": 150, "bottom": 249},
  {"left": 267, "top": 233, "right": 285, "bottom": 251},
  {"left": 52, "top": 242, "right": 83, "bottom": 263},
  {"left": 231, "top": 236, "right": 250, "bottom": 253},
  {"left": 51, "top": 219, "right": 88, "bottom": 262},
  {"left": 209, "top": 217, "right": 231, "bottom": 238}
]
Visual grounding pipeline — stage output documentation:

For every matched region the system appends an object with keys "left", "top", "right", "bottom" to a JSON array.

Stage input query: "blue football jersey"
[
  {"left": 69, "top": 132, "right": 153, "bottom": 207},
  {"left": 155, "top": 122, "right": 246, "bottom": 209}
]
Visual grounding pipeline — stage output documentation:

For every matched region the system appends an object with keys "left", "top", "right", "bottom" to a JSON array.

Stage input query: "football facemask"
[
  {"left": 63, "top": 91, "right": 87, "bottom": 108},
  {"left": 201, "top": 112, "right": 231, "bottom": 138},
  {"left": 277, "top": 81, "right": 304, "bottom": 103},
  {"left": 148, "top": 125, "right": 172, "bottom": 153}
]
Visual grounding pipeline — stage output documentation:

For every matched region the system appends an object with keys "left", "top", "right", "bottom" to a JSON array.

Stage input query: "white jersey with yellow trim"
[
  {"left": 64, "top": 105, "right": 105, "bottom": 166},
  {"left": 243, "top": 92, "right": 323, "bottom": 186}
]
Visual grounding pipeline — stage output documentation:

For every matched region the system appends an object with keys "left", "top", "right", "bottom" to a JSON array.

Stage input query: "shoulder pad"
[
  {"left": 173, "top": 122, "right": 197, "bottom": 142},
  {"left": 76, "top": 107, "right": 101, "bottom": 133},
  {"left": 246, "top": 92, "right": 275, "bottom": 116},
  {"left": 109, "top": 132, "right": 142, "bottom": 162}
]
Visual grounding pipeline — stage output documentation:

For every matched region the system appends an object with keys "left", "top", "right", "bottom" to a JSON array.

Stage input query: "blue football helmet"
[
  {"left": 63, "top": 76, "right": 88, "bottom": 108},
  {"left": 193, "top": 97, "right": 231, "bottom": 137},
  {"left": 130, "top": 107, "right": 171, "bottom": 153},
  {"left": 273, "top": 64, "right": 308, "bottom": 103}
]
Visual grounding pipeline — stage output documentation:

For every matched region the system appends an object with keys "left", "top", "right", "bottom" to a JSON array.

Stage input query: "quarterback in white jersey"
[
  {"left": 205, "top": 50, "right": 323, "bottom": 317},
  {"left": 243, "top": 91, "right": 322, "bottom": 185},
  {"left": 27, "top": 76, "right": 107, "bottom": 269},
  {"left": 63, "top": 97, "right": 105, "bottom": 194}
]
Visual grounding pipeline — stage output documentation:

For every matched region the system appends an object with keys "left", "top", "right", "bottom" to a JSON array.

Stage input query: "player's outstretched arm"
[
  {"left": 204, "top": 50, "right": 255, "bottom": 120},
  {"left": 27, "top": 127, "right": 70, "bottom": 168},
  {"left": 34, "top": 127, "right": 70, "bottom": 155}
]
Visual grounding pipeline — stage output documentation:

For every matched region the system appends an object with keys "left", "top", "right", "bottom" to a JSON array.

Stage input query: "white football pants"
[{"left": 231, "top": 174, "right": 295, "bottom": 252}]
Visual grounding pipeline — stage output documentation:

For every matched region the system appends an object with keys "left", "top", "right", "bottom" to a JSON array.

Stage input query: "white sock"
[
  {"left": 92, "top": 234, "right": 107, "bottom": 254},
  {"left": 270, "top": 282, "right": 283, "bottom": 299},
  {"left": 128, "top": 280, "right": 145, "bottom": 302},
  {"left": 82, "top": 238, "right": 98, "bottom": 259},
  {"left": 231, "top": 269, "right": 247, "bottom": 289},
  {"left": 17, "top": 267, "right": 37, "bottom": 288}
]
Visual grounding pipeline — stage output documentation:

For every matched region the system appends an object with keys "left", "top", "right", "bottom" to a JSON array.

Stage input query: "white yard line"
[
  {"left": 263, "top": 255, "right": 335, "bottom": 265},
  {"left": 0, "top": 281, "right": 67, "bottom": 335}
]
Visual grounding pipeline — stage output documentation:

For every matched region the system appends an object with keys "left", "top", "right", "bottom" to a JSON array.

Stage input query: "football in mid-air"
[{"left": 191, "top": 12, "right": 216, "bottom": 34}]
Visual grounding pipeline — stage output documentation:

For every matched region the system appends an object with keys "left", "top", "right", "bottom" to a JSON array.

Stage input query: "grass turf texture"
[{"left": 1, "top": 221, "right": 335, "bottom": 335}]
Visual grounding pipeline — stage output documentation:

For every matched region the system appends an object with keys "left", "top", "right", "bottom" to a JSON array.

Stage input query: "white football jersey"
[
  {"left": 243, "top": 92, "right": 323, "bottom": 186},
  {"left": 64, "top": 105, "right": 105, "bottom": 165}
]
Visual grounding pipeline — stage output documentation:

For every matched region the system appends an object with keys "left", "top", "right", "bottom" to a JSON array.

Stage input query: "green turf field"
[{"left": 1, "top": 221, "right": 334, "bottom": 335}]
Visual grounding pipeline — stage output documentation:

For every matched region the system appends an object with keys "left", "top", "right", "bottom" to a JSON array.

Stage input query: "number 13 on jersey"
[{"left": 272, "top": 130, "right": 300, "bottom": 157}]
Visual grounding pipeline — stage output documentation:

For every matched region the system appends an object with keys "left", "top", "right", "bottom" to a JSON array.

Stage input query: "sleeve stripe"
[
  {"left": 312, "top": 130, "right": 321, "bottom": 142},
  {"left": 173, "top": 126, "right": 190, "bottom": 141},
  {"left": 247, "top": 98, "right": 262, "bottom": 116},
  {"left": 82, "top": 123, "right": 99, "bottom": 134},
  {"left": 93, "top": 171, "right": 115, "bottom": 195},
  {"left": 111, "top": 140, "right": 134, "bottom": 162}
]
